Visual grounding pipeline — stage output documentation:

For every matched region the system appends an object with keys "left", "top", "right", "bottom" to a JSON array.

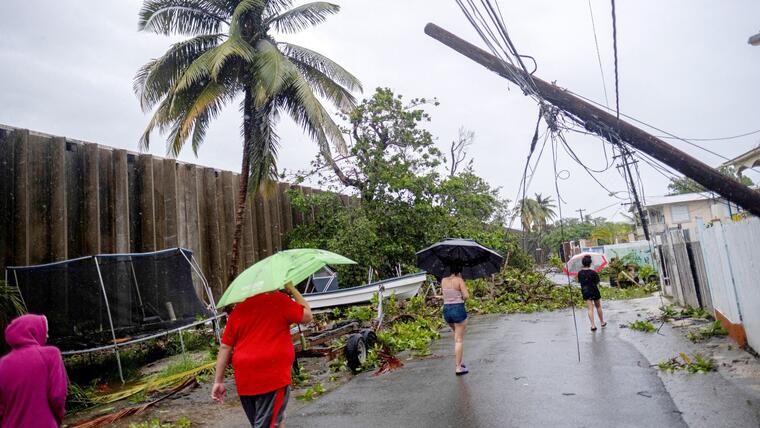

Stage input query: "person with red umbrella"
[{"left": 576, "top": 254, "right": 607, "bottom": 331}]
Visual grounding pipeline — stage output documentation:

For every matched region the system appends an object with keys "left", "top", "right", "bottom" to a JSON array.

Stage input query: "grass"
[
  {"left": 658, "top": 352, "right": 716, "bottom": 374},
  {"left": 687, "top": 320, "right": 728, "bottom": 343},
  {"left": 627, "top": 320, "right": 656, "bottom": 333}
]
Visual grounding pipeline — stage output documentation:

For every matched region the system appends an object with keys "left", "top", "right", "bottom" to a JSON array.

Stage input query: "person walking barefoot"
[
  {"left": 577, "top": 255, "right": 606, "bottom": 331},
  {"left": 441, "top": 265, "right": 470, "bottom": 375}
]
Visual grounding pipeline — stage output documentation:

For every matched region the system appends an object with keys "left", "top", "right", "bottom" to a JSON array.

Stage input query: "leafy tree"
[
  {"left": 286, "top": 88, "right": 531, "bottom": 284},
  {"left": 667, "top": 166, "right": 753, "bottom": 195},
  {"left": 591, "top": 222, "right": 633, "bottom": 245},
  {"left": 134, "top": 0, "right": 361, "bottom": 278}
]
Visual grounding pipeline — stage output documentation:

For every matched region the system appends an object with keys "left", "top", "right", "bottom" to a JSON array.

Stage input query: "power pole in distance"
[{"left": 576, "top": 209, "right": 586, "bottom": 222}]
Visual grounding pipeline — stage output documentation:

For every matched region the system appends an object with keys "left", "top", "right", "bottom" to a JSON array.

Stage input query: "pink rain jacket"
[{"left": 0, "top": 314, "right": 67, "bottom": 427}]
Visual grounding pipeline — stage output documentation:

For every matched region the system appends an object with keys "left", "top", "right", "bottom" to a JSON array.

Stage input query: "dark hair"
[
  {"left": 450, "top": 265, "right": 462, "bottom": 275},
  {"left": 581, "top": 255, "right": 593, "bottom": 267}
]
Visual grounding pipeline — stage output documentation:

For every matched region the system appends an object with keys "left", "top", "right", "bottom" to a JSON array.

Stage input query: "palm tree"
[
  {"left": 533, "top": 193, "right": 556, "bottom": 232},
  {"left": 517, "top": 197, "right": 540, "bottom": 231},
  {"left": 134, "top": 0, "right": 362, "bottom": 279},
  {"left": 591, "top": 222, "right": 632, "bottom": 244}
]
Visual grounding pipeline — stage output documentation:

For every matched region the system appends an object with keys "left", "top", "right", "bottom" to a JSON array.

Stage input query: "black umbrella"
[{"left": 415, "top": 238, "right": 504, "bottom": 280}]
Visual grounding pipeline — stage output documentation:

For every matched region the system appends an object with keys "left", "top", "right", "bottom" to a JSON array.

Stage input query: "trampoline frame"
[{"left": 5, "top": 248, "right": 224, "bottom": 383}]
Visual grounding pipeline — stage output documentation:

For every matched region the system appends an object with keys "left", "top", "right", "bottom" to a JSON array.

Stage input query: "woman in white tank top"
[{"left": 440, "top": 265, "right": 470, "bottom": 375}]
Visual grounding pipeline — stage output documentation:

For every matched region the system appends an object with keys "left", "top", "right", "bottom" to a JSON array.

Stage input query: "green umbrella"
[{"left": 216, "top": 249, "right": 356, "bottom": 308}]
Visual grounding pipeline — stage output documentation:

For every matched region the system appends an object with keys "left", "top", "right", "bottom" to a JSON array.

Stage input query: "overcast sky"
[{"left": 2, "top": 0, "right": 759, "bottom": 223}]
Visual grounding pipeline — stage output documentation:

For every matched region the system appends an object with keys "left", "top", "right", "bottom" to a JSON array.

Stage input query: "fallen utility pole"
[{"left": 424, "top": 23, "right": 760, "bottom": 218}]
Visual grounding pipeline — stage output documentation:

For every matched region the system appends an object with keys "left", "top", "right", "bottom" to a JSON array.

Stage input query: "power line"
[
  {"left": 610, "top": 0, "right": 620, "bottom": 119},
  {"left": 656, "top": 128, "right": 760, "bottom": 142},
  {"left": 566, "top": 89, "right": 736, "bottom": 162},
  {"left": 587, "top": 0, "right": 610, "bottom": 107}
]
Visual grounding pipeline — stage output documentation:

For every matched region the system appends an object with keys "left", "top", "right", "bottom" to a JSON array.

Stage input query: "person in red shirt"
[{"left": 212, "top": 282, "right": 313, "bottom": 428}]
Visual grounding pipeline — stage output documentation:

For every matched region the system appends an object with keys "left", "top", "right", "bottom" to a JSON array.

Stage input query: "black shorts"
[
  {"left": 240, "top": 386, "right": 290, "bottom": 428},
  {"left": 582, "top": 285, "right": 601, "bottom": 301}
]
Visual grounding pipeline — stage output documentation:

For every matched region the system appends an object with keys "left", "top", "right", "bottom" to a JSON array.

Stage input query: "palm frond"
[
  {"left": 172, "top": 81, "right": 231, "bottom": 154},
  {"left": 277, "top": 73, "right": 346, "bottom": 155},
  {"left": 209, "top": 35, "right": 256, "bottom": 79},
  {"left": 134, "top": 34, "right": 224, "bottom": 111},
  {"left": 252, "top": 39, "right": 295, "bottom": 106},
  {"left": 229, "top": 0, "right": 266, "bottom": 35},
  {"left": 266, "top": 2, "right": 339, "bottom": 34},
  {"left": 290, "top": 58, "right": 356, "bottom": 111},
  {"left": 263, "top": 0, "right": 295, "bottom": 17},
  {"left": 138, "top": 0, "right": 229, "bottom": 35},
  {"left": 279, "top": 42, "right": 362, "bottom": 92},
  {"left": 173, "top": 47, "right": 216, "bottom": 92}
]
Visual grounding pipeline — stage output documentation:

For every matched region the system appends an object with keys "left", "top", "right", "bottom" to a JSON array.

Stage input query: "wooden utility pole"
[
  {"left": 575, "top": 209, "right": 585, "bottom": 222},
  {"left": 424, "top": 23, "right": 760, "bottom": 218}
]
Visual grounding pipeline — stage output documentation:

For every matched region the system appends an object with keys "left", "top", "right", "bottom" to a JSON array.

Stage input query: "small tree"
[{"left": 668, "top": 166, "right": 753, "bottom": 195}]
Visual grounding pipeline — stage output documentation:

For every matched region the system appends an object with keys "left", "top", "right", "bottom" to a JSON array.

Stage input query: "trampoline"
[{"left": 5, "top": 248, "right": 223, "bottom": 382}]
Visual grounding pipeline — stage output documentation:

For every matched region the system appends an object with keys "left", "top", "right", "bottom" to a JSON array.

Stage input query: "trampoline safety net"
[{"left": 7, "top": 248, "right": 214, "bottom": 352}]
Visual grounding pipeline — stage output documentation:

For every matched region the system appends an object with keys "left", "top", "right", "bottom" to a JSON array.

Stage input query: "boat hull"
[{"left": 305, "top": 273, "right": 426, "bottom": 310}]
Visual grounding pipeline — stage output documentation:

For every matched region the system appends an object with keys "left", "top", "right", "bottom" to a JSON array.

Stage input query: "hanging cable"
[
  {"left": 587, "top": 0, "right": 610, "bottom": 107},
  {"left": 610, "top": 0, "right": 620, "bottom": 119},
  {"left": 550, "top": 134, "right": 581, "bottom": 363}
]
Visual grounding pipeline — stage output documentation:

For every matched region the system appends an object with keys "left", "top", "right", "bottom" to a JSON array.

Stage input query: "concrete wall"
[{"left": 0, "top": 126, "right": 334, "bottom": 298}]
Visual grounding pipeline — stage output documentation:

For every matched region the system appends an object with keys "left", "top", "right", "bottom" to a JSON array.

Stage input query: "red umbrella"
[{"left": 563, "top": 252, "right": 608, "bottom": 277}]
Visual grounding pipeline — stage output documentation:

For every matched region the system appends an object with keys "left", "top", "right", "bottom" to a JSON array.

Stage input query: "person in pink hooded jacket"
[{"left": 0, "top": 314, "right": 68, "bottom": 427}]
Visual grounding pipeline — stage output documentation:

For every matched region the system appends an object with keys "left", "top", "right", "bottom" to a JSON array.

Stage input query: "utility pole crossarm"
[{"left": 424, "top": 23, "right": 760, "bottom": 218}]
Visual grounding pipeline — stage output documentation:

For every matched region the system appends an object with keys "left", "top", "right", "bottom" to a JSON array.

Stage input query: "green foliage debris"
[{"left": 627, "top": 320, "right": 656, "bottom": 333}]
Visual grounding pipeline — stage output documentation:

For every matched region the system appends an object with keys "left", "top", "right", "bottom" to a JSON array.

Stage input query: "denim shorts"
[{"left": 443, "top": 303, "right": 468, "bottom": 324}]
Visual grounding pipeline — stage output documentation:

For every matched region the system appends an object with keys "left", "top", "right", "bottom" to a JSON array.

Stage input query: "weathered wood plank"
[
  {"left": 249, "top": 190, "right": 260, "bottom": 262},
  {"left": 113, "top": 149, "right": 130, "bottom": 253},
  {"left": 279, "top": 182, "right": 294, "bottom": 241},
  {"left": 270, "top": 188, "right": 282, "bottom": 251},
  {"left": 137, "top": 154, "right": 156, "bottom": 252},
  {"left": 0, "top": 129, "right": 15, "bottom": 271},
  {"left": 151, "top": 158, "right": 166, "bottom": 250},
  {"left": 83, "top": 143, "right": 100, "bottom": 256},
  {"left": 194, "top": 166, "right": 208, "bottom": 278},
  {"left": 127, "top": 154, "right": 140, "bottom": 252},
  {"left": 50, "top": 137, "right": 67, "bottom": 260},
  {"left": 221, "top": 171, "right": 235, "bottom": 279},
  {"left": 65, "top": 141, "right": 84, "bottom": 258},
  {"left": 26, "top": 134, "right": 51, "bottom": 264},
  {"left": 99, "top": 148, "right": 114, "bottom": 254},
  {"left": 163, "top": 159, "right": 179, "bottom": 248},
  {"left": 204, "top": 168, "right": 223, "bottom": 296},
  {"left": 243, "top": 187, "right": 255, "bottom": 266},
  {"left": 10, "top": 131, "right": 28, "bottom": 266},
  {"left": 176, "top": 164, "right": 188, "bottom": 249},
  {"left": 185, "top": 166, "right": 201, "bottom": 263}
]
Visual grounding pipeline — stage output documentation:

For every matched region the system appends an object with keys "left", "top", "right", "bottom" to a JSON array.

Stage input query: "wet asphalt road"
[{"left": 288, "top": 307, "right": 686, "bottom": 428}]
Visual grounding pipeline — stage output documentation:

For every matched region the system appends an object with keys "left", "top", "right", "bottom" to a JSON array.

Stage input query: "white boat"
[{"left": 304, "top": 272, "right": 427, "bottom": 311}]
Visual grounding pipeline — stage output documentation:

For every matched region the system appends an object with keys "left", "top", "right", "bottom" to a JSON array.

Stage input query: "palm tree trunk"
[{"left": 228, "top": 88, "right": 254, "bottom": 281}]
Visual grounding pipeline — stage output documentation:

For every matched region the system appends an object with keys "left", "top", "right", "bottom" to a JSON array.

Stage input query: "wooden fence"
[{"left": 0, "top": 125, "right": 336, "bottom": 297}]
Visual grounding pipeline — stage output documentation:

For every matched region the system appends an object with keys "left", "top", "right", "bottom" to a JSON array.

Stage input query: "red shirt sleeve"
[
  {"left": 278, "top": 293, "right": 305, "bottom": 325},
  {"left": 221, "top": 310, "right": 238, "bottom": 347}
]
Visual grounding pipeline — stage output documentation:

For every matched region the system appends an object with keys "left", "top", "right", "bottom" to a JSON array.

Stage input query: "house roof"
[
  {"left": 644, "top": 192, "right": 722, "bottom": 208},
  {"left": 721, "top": 145, "right": 760, "bottom": 172}
]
